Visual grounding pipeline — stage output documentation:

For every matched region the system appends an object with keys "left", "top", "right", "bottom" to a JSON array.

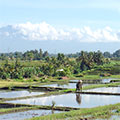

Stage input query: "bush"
[
  {"left": 38, "top": 72, "right": 44, "bottom": 77},
  {"left": 10, "top": 72, "right": 23, "bottom": 79},
  {"left": 55, "top": 71, "right": 67, "bottom": 77},
  {"left": 76, "top": 73, "right": 84, "bottom": 77},
  {"left": 109, "top": 67, "right": 120, "bottom": 75},
  {"left": 23, "top": 67, "right": 35, "bottom": 78},
  {"left": 0, "top": 72, "right": 10, "bottom": 79},
  {"left": 100, "top": 73, "right": 111, "bottom": 77}
]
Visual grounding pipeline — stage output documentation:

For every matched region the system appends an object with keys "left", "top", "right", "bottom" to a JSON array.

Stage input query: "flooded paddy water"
[
  {"left": 95, "top": 115, "right": 120, "bottom": 120},
  {"left": 0, "top": 90, "right": 45, "bottom": 98},
  {"left": 42, "top": 83, "right": 89, "bottom": 89},
  {"left": 70, "top": 79, "right": 101, "bottom": 84},
  {"left": 0, "top": 109, "right": 62, "bottom": 120},
  {"left": 109, "top": 115, "right": 120, "bottom": 120},
  {"left": 41, "top": 78, "right": 119, "bottom": 89},
  {"left": 84, "top": 87, "right": 120, "bottom": 93},
  {"left": 102, "top": 78, "right": 118, "bottom": 83},
  {"left": 6, "top": 93, "right": 120, "bottom": 108},
  {"left": 2, "top": 78, "right": 120, "bottom": 119},
  {"left": 70, "top": 78, "right": 118, "bottom": 84}
]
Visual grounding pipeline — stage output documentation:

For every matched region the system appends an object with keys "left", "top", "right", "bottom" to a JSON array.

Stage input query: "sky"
[{"left": 0, "top": 0, "right": 120, "bottom": 53}]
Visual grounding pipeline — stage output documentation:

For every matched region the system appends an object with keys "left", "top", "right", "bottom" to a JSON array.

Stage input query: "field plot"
[
  {"left": 42, "top": 82, "right": 89, "bottom": 89},
  {"left": 0, "top": 109, "right": 62, "bottom": 120},
  {"left": 0, "top": 90, "right": 45, "bottom": 98},
  {"left": 6, "top": 93, "right": 120, "bottom": 108},
  {"left": 84, "top": 87, "right": 120, "bottom": 93}
]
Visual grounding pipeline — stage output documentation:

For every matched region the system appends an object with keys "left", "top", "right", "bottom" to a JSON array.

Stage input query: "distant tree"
[
  {"left": 103, "top": 52, "right": 111, "bottom": 58},
  {"left": 33, "top": 49, "right": 39, "bottom": 60},
  {"left": 27, "top": 52, "right": 34, "bottom": 61},
  {"left": 77, "top": 51, "right": 91, "bottom": 71},
  {"left": 9, "top": 52, "right": 14, "bottom": 60},
  {"left": 57, "top": 53, "right": 65, "bottom": 62},
  {"left": 113, "top": 49, "right": 120, "bottom": 57},
  {"left": 45, "top": 56, "right": 50, "bottom": 62},
  {"left": 14, "top": 52, "right": 22, "bottom": 59},
  {"left": 39, "top": 49, "right": 43, "bottom": 59},
  {"left": 51, "top": 57, "right": 57, "bottom": 64},
  {"left": 0, "top": 53, "right": 6, "bottom": 60},
  {"left": 43, "top": 51, "right": 49, "bottom": 58},
  {"left": 93, "top": 50, "right": 104, "bottom": 65}
]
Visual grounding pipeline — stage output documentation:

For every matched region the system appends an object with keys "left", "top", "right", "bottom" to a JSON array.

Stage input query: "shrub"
[
  {"left": 100, "top": 73, "right": 111, "bottom": 77},
  {"left": 76, "top": 73, "right": 84, "bottom": 77},
  {"left": 38, "top": 72, "right": 44, "bottom": 77},
  {"left": 0, "top": 71, "right": 10, "bottom": 79},
  {"left": 109, "top": 66, "right": 120, "bottom": 75}
]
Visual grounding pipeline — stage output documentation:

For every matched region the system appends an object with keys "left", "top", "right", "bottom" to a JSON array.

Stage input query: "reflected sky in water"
[
  {"left": 85, "top": 87, "right": 120, "bottom": 93},
  {"left": 102, "top": 78, "right": 118, "bottom": 83},
  {"left": 96, "top": 115, "right": 120, "bottom": 120},
  {"left": 7, "top": 93, "right": 120, "bottom": 108},
  {"left": 70, "top": 78, "right": 118, "bottom": 84},
  {"left": 0, "top": 90, "right": 44, "bottom": 98},
  {"left": 42, "top": 78, "right": 118, "bottom": 89},
  {"left": 109, "top": 115, "right": 120, "bottom": 120},
  {"left": 0, "top": 109, "right": 62, "bottom": 120},
  {"left": 42, "top": 83, "right": 88, "bottom": 89}
]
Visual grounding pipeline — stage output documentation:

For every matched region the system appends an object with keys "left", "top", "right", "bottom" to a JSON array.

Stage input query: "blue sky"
[
  {"left": 0, "top": 0, "right": 120, "bottom": 53},
  {"left": 0, "top": 0, "right": 120, "bottom": 28}
]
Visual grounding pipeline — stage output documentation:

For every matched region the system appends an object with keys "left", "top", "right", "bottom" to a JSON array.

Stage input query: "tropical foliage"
[{"left": 0, "top": 49, "right": 120, "bottom": 80}]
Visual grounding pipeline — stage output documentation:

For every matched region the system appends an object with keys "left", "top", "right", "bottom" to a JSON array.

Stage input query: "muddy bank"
[
  {"left": 77, "top": 91, "right": 120, "bottom": 96},
  {"left": 0, "top": 103, "right": 79, "bottom": 111},
  {"left": 0, "top": 109, "right": 63, "bottom": 120},
  {"left": 0, "top": 86, "right": 67, "bottom": 91},
  {"left": 0, "top": 103, "right": 33, "bottom": 108}
]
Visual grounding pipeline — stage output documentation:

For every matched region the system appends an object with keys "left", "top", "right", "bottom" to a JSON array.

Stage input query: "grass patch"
[
  {"left": 111, "top": 75, "right": 120, "bottom": 79},
  {"left": 0, "top": 80, "right": 27, "bottom": 88},
  {"left": 0, "top": 107, "right": 34, "bottom": 114}
]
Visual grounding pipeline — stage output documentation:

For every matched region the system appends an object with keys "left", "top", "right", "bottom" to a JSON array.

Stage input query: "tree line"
[
  {"left": 0, "top": 50, "right": 108, "bottom": 79},
  {"left": 67, "top": 49, "right": 120, "bottom": 58},
  {"left": 0, "top": 49, "right": 48, "bottom": 60},
  {"left": 0, "top": 49, "right": 120, "bottom": 61}
]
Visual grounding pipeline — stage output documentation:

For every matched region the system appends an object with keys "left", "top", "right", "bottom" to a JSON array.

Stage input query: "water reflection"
[
  {"left": 109, "top": 115, "right": 120, "bottom": 120},
  {"left": 76, "top": 93, "right": 81, "bottom": 104},
  {"left": 7, "top": 93, "right": 120, "bottom": 108},
  {"left": 85, "top": 87, "right": 120, "bottom": 93},
  {"left": 42, "top": 83, "right": 88, "bottom": 89},
  {"left": 102, "top": 78, "right": 118, "bottom": 83},
  {"left": 0, "top": 90, "right": 44, "bottom": 98},
  {"left": 70, "top": 78, "right": 118, "bottom": 84},
  {"left": 52, "top": 109, "right": 54, "bottom": 114},
  {"left": 96, "top": 115, "right": 120, "bottom": 120},
  {"left": 70, "top": 79, "right": 102, "bottom": 84},
  {"left": 0, "top": 109, "right": 62, "bottom": 120}
]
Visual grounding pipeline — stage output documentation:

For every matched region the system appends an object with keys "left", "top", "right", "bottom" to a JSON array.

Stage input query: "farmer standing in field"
[{"left": 76, "top": 80, "right": 82, "bottom": 92}]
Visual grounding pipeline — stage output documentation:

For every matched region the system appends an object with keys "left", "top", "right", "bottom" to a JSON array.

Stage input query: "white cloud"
[{"left": 0, "top": 22, "right": 120, "bottom": 42}]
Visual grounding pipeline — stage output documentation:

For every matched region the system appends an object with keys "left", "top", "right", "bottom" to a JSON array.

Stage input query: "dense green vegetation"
[
  {"left": 1, "top": 49, "right": 120, "bottom": 120},
  {"left": 0, "top": 49, "right": 120, "bottom": 80},
  {"left": 0, "top": 49, "right": 113, "bottom": 80},
  {"left": 1, "top": 49, "right": 120, "bottom": 59}
]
